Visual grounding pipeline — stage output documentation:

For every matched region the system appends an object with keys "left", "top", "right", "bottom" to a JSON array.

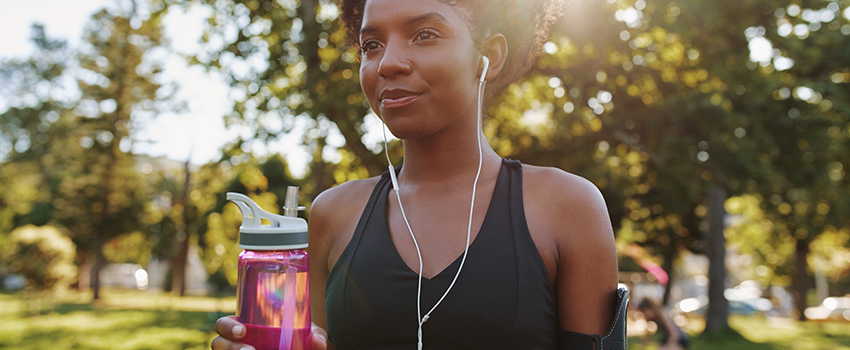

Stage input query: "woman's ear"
[{"left": 481, "top": 33, "right": 508, "bottom": 82}]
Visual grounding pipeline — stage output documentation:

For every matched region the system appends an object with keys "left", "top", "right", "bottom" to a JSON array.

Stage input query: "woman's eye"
[
  {"left": 361, "top": 41, "right": 381, "bottom": 53},
  {"left": 415, "top": 30, "right": 439, "bottom": 41}
]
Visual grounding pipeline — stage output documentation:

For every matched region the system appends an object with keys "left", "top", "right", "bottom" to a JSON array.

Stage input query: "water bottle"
[{"left": 227, "top": 187, "right": 311, "bottom": 350}]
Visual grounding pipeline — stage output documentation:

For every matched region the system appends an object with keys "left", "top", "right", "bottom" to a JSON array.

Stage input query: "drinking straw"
[{"left": 279, "top": 267, "right": 297, "bottom": 350}]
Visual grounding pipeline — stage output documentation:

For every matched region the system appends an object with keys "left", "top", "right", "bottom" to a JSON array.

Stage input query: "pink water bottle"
[{"left": 227, "top": 187, "right": 311, "bottom": 350}]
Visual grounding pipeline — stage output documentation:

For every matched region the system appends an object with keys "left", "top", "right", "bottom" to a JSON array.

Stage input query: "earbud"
[{"left": 479, "top": 56, "right": 490, "bottom": 83}]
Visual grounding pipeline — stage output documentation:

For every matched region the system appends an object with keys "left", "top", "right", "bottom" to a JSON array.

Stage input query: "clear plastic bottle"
[{"left": 227, "top": 188, "right": 311, "bottom": 350}]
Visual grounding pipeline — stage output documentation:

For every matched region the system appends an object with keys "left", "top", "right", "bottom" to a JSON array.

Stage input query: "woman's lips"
[{"left": 380, "top": 94, "right": 420, "bottom": 109}]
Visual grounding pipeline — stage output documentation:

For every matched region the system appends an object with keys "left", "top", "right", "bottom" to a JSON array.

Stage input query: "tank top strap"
[
  {"left": 504, "top": 158, "right": 552, "bottom": 281},
  {"left": 326, "top": 167, "right": 394, "bottom": 291},
  {"left": 503, "top": 158, "right": 559, "bottom": 349},
  {"left": 503, "top": 158, "right": 530, "bottom": 243},
  {"left": 351, "top": 170, "right": 393, "bottom": 246}
]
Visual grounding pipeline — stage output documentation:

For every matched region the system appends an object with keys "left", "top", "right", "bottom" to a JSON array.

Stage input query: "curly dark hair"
[{"left": 337, "top": 0, "right": 566, "bottom": 93}]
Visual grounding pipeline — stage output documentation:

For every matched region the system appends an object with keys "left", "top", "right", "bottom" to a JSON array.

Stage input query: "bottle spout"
[
  {"left": 283, "top": 186, "right": 306, "bottom": 218},
  {"left": 226, "top": 192, "right": 309, "bottom": 250}
]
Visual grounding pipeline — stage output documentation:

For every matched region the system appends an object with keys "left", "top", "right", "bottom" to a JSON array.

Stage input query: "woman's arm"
[
  {"left": 304, "top": 178, "right": 378, "bottom": 350},
  {"left": 524, "top": 166, "right": 619, "bottom": 335},
  {"left": 306, "top": 190, "right": 335, "bottom": 350}
]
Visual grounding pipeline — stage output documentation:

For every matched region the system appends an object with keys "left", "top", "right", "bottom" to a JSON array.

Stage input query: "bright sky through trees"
[{"left": 0, "top": 0, "right": 258, "bottom": 168}]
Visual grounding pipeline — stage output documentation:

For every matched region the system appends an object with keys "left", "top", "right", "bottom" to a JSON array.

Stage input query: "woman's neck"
[{"left": 397, "top": 127, "right": 502, "bottom": 186}]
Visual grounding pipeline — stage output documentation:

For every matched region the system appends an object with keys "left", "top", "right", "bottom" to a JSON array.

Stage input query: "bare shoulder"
[
  {"left": 521, "top": 164, "right": 610, "bottom": 227},
  {"left": 521, "top": 164, "right": 604, "bottom": 203},
  {"left": 522, "top": 164, "right": 619, "bottom": 333},
  {"left": 310, "top": 177, "right": 381, "bottom": 231},
  {"left": 311, "top": 177, "right": 381, "bottom": 219},
  {"left": 520, "top": 164, "right": 615, "bottom": 258},
  {"left": 309, "top": 176, "right": 382, "bottom": 257}
]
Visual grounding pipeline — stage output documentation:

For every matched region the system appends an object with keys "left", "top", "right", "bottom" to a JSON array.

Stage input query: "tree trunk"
[
  {"left": 171, "top": 160, "right": 192, "bottom": 296},
  {"left": 704, "top": 182, "right": 729, "bottom": 333},
  {"left": 299, "top": 0, "right": 319, "bottom": 78},
  {"left": 661, "top": 246, "right": 676, "bottom": 306},
  {"left": 792, "top": 237, "right": 812, "bottom": 320},
  {"left": 91, "top": 236, "right": 107, "bottom": 300},
  {"left": 77, "top": 252, "right": 90, "bottom": 292},
  {"left": 172, "top": 231, "right": 190, "bottom": 296}
]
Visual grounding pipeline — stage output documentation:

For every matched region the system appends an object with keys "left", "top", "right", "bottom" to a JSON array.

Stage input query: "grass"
[
  {"left": 0, "top": 288, "right": 234, "bottom": 350},
  {"left": 1, "top": 289, "right": 848, "bottom": 349},
  {"left": 629, "top": 314, "right": 850, "bottom": 350}
]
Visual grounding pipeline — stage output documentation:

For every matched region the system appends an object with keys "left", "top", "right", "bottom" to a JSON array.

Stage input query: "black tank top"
[{"left": 326, "top": 159, "right": 558, "bottom": 349}]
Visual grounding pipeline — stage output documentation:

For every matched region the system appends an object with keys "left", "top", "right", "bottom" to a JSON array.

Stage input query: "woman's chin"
[{"left": 384, "top": 128, "right": 427, "bottom": 141}]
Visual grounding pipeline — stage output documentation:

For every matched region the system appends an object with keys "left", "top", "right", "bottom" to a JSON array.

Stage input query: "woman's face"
[{"left": 358, "top": 0, "right": 481, "bottom": 140}]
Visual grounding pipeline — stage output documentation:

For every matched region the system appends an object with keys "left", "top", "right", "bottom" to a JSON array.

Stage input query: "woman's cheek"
[{"left": 359, "top": 64, "right": 378, "bottom": 108}]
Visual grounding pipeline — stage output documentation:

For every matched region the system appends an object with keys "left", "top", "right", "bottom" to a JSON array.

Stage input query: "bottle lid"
[{"left": 226, "top": 190, "right": 308, "bottom": 250}]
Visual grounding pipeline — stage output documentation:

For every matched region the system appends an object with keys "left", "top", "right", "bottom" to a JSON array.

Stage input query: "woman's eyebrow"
[
  {"left": 404, "top": 12, "right": 449, "bottom": 26},
  {"left": 360, "top": 12, "right": 449, "bottom": 36}
]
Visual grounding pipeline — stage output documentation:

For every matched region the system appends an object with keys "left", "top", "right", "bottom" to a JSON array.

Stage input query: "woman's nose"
[{"left": 377, "top": 40, "right": 412, "bottom": 78}]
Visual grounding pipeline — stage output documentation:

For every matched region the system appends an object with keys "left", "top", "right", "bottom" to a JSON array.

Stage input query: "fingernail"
[
  {"left": 233, "top": 325, "right": 245, "bottom": 337},
  {"left": 239, "top": 347, "right": 254, "bottom": 350}
]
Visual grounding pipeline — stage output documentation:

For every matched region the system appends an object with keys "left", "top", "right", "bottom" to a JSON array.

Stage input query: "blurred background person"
[{"left": 638, "top": 298, "right": 689, "bottom": 350}]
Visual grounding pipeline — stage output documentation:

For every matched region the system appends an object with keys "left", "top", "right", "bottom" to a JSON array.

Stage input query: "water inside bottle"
[
  {"left": 237, "top": 256, "right": 311, "bottom": 350},
  {"left": 238, "top": 263, "right": 310, "bottom": 328}
]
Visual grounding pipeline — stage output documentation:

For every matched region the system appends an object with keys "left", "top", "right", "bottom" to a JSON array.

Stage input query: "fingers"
[
  {"left": 213, "top": 316, "right": 326, "bottom": 350},
  {"left": 210, "top": 336, "right": 254, "bottom": 350},
  {"left": 311, "top": 322, "right": 329, "bottom": 350},
  {"left": 214, "top": 316, "right": 247, "bottom": 341},
  {"left": 212, "top": 316, "right": 253, "bottom": 350}
]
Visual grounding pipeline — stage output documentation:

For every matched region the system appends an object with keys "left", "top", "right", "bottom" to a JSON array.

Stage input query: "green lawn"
[
  {"left": 1, "top": 289, "right": 848, "bottom": 349},
  {"left": 629, "top": 314, "right": 850, "bottom": 350},
  {"left": 0, "top": 289, "right": 234, "bottom": 350}
]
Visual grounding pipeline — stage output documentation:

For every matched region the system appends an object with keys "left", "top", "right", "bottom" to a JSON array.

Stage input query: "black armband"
[{"left": 558, "top": 287, "right": 629, "bottom": 350}]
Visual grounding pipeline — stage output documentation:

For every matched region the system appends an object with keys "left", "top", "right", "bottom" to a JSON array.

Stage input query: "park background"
[{"left": 1, "top": 0, "right": 850, "bottom": 348}]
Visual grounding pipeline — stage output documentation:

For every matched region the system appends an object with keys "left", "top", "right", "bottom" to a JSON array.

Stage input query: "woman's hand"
[
  {"left": 211, "top": 316, "right": 329, "bottom": 350},
  {"left": 211, "top": 316, "right": 249, "bottom": 350},
  {"left": 310, "top": 322, "right": 329, "bottom": 350}
]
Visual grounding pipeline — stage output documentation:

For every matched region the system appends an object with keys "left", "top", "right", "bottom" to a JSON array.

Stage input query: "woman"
[
  {"left": 213, "top": 0, "right": 624, "bottom": 349},
  {"left": 637, "top": 298, "right": 689, "bottom": 350}
]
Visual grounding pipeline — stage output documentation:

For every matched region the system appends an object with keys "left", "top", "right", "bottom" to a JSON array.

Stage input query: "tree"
[
  {"left": 50, "top": 1, "right": 177, "bottom": 300},
  {"left": 718, "top": 0, "right": 850, "bottom": 319},
  {"left": 170, "top": 0, "right": 380, "bottom": 200},
  {"left": 0, "top": 24, "right": 75, "bottom": 235},
  {"left": 2, "top": 225, "right": 77, "bottom": 292}
]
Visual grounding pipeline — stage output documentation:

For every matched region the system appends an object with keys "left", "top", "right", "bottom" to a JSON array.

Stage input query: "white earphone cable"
[{"left": 382, "top": 57, "right": 489, "bottom": 350}]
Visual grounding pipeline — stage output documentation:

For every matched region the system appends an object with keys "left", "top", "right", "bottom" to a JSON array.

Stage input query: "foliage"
[
  {"left": 725, "top": 195, "right": 796, "bottom": 287},
  {"left": 808, "top": 228, "right": 850, "bottom": 290},
  {"left": 172, "top": 0, "right": 382, "bottom": 199},
  {"left": 0, "top": 1, "right": 184, "bottom": 299},
  {"left": 103, "top": 231, "right": 153, "bottom": 267},
  {"left": 0, "top": 24, "right": 75, "bottom": 235},
  {"left": 51, "top": 2, "right": 176, "bottom": 299},
  {"left": 1, "top": 225, "right": 77, "bottom": 292},
  {"left": 200, "top": 155, "right": 299, "bottom": 289}
]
